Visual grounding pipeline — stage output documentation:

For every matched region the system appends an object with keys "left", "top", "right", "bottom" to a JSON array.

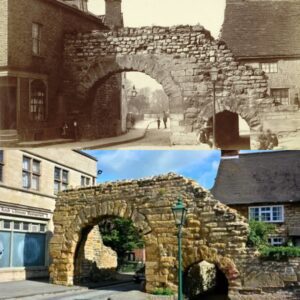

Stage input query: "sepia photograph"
[{"left": 0, "top": 0, "right": 300, "bottom": 300}]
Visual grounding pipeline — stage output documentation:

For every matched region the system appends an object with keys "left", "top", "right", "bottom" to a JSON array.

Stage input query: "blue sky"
[{"left": 85, "top": 150, "right": 221, "bottom": 189}]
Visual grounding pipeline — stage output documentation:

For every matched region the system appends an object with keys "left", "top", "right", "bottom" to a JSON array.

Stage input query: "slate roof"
[
  {"left": 221, "top": 0, "right": 300, "bottom": 58},
  {"left": 211, "top": 151, "right": 300, "bottom": 205}
]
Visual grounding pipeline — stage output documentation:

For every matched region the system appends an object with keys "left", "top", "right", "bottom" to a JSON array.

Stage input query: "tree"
[
  {"left": 99, "top": 218, "right": 144, "bottom": 266},
  {"left": 149, "top": 89, "right": 169, "bottom": 114},
  {"left": 128, "top": 94, "right": 149, "bottom": 114}
]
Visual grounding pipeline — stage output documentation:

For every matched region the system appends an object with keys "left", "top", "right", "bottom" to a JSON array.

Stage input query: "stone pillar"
[{"left": 105, "top": 0, "right": 123, "bottom": 29}]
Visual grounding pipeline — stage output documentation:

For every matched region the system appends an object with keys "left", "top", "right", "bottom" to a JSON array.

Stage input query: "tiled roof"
[
  {"left": 211, "top": 151, "right": 300, "bottom": 205},
  {"left": 221, "top": 1, "right": 300, "bottom": 58}
]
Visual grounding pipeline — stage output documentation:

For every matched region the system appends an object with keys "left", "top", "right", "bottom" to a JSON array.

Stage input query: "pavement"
[
  {"left": 16, "top": 120, "right": 154, "bottom": 150},
  {"left": 0, "top": 280, "right": 147, "bottom": 300}
]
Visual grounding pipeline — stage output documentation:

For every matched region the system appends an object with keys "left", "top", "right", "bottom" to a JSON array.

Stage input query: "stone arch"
[
  {"left": 49, "top": 174, "right": 252, "bottom": 294},
  {"left": 77, "top": 54, "right": 184, "bottom": 113},
  {"left": 63, "top": 25, "right": 271, "bottom": 146},
  {"left": 182, "top": 245, "right": 241, "bottom": 291}
]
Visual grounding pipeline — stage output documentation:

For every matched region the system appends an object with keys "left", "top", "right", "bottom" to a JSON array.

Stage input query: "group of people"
[
  {"left": 258, "top": 129, "right": 278, "bottom": 150},
  {"left": 61, "top": 120, "right": 79, "bottom": 140},
  {"left": 156, "top": 111, "right": 168, "bottom": 129}
]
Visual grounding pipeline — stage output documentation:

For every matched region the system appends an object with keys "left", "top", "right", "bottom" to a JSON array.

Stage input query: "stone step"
[{"left": 0, "top": 130, "right": 19, "bottom": 146}]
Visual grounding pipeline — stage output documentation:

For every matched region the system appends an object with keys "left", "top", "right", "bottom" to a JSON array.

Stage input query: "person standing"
[
  {"left": 163, "top": 111, "right": 168, "bottom": 129},
  {"left": 157, "top": 116, "right": 161, "bottom": 129}
]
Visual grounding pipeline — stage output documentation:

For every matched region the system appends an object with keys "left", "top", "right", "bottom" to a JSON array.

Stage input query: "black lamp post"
[
  {"left": 210, "top": 66, "right": 218, "bottom": 149},
  {"left": 172, "top": 198, "right": 187, "bottom": 300}
]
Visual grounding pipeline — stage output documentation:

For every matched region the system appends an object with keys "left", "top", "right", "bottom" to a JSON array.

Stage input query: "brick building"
[
  {"left": 0, "top": 149, "right": 97, "bottom": 281},
  {"left": 0, "top": 0, "right": 124, "bottom": 144},
  {"left": 211, "top": 150, "right": 300, "bottom": 247},
  {"left": 221, "top": 0, "right": 300, "bottom": 134}
]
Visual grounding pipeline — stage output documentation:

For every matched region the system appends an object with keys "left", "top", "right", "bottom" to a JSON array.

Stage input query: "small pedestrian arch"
[{"left": 49, "top": 173, "right": 252, "bottom": 294}]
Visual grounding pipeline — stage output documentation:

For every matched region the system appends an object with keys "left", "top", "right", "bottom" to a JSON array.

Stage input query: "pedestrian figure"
[
  {"left": 294, "top": 93, "right": 300, "bottom": 110},
  {"left": 163, "top": 111, "right": 168, "bottom": 129},
  {"left": 157, "top": 116, "right": 161, "bottom": 129},
  {"left": 266, "top": 129, "right": 278, "bottom": 149},
  {"left": 73, "top": 119, "right": 79, "bottom": 141},
  {"left": 61, "top": 122, "right": 68, "bottom": 138}
]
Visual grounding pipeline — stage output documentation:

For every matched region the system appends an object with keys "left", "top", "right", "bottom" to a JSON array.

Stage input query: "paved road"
[{"left": 7, "top": 282, "right": 147, "bottom": 300}]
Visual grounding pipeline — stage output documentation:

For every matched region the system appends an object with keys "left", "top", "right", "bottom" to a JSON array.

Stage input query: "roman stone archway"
[
  {"left": 49, "top": 173, "right": 253, "bottom": 296},
  {"left": 63, "top": 25, "right": 271, "bottom": 147}
]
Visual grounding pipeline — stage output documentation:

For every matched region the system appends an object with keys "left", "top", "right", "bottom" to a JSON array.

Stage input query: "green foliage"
[
  {"left": 100, "top": 218, "right": 144, "bottom": 265},
  {"left": 118, "top": 261, "right": 144, "bottom": 272},
  {"left": 247, "top": 220, "right": 275, "bottom": 248},
  {"left": 152, "top": 288, "right": 174, "bottom": 296},
  {"left": 260, "top": 246, "right": 300, "bottom": 260}
]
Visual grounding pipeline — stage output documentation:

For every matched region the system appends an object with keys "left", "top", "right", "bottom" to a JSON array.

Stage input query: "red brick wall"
[{"left": 4, "top": 0, "right": 107, "bottom": 140}]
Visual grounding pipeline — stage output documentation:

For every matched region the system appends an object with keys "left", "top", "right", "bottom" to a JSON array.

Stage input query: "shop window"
[
  {"left": 0, "top": 150, "right": 3, "bottom": 182},
  {"left": 261, "top": 62, "right": 278, "bottom": 73},
  {"left": 32, "top": 23, "right": 42, "bottom": 55},
  {"left": 0, "top": 219, "right": 47, "bottom": 268},
  {"left": 271, "top": 88, "right": 289, "bottom": 105},
  {"left": 22, "top": 156, "right": 41, "bottom": 190},
  {"left": 30, "top": 80, "right": 47, "bottom": 121},
  {"left": 249, "top": 205, "right": 284, "bottom": 223},
  {"left": 54, "top": 167, "right": 69, "bottom": 194}
]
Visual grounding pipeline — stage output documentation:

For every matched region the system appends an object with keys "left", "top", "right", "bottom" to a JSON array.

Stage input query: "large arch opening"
[
  {"left": 83, "top": 70, "right": 171, "bottom": 146},
  {"left": 73, "top": 215, "right": 147, "bottom": 290},
  {"left": 207, "top": 111, "right": 251, "bottom": 149},
  {"left": 183, "top": 261, "right": 229, "bottom": 300}
]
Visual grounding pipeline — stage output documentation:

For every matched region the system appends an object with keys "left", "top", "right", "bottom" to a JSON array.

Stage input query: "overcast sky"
[
  {"left": 88, "top": 1, "right": 226, "bottom": 90},
  {"left": 88, "top": 0, "right": 226, "bottom": 38}
]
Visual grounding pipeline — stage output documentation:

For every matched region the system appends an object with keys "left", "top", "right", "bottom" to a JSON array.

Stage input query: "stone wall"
[
  {"left": 240, "top": 256, "right": 300, "bottom": 291},
  {"left": 63, "top": 25, "right": 271, "bottom": 147},
  {"left": 75, "top": 225, "right": 117, "bottom": 283}
]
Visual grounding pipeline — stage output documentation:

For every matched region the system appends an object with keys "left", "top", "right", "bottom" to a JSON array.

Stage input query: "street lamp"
[
  {"left": 172, "top": 198, "right": 187, "bottom": 300},
  {"left": 131, "top": 85, "right": 137, "bottom": 98},
  {"left": 210, "top": 66, "right": 218, "bottom": 149}
]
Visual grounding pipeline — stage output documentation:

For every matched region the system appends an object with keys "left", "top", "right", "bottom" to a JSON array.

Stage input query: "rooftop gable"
[{"left": 221, "top": 0, "right": 300, "bottom": 58}]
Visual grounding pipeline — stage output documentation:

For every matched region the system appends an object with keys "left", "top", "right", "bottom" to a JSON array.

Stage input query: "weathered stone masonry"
[
  {"left": 63, "top": 25, "right": 271, "bottom": 147},
  {"left": 49, "top": 173, "right": 255, "bottom": 297}
]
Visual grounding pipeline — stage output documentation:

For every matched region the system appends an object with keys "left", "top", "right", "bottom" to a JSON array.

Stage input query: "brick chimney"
[
  {"left": 63, "top": 0, "right": 88, "bottom": 12},
  {"left": 105, "top": 0, "right": 123, "bottom": 29}
]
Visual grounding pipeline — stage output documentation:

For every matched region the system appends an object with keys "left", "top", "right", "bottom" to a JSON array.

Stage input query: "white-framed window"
[
  {"left": 30, "top": 79, "right": 47, "bottom": 121},
  {"left": 268, "top": 237, "right": 285, "bottom": 246},
  {"left": 81, "top": 175, "right": 91, "bottom": 187},
  {"left": 22, "top": 156, "right": 41, "bottom": 190},
  {"left": 249, "top": 205, "right": 284, "bottom": 223},
  {"left": 271, "top": 88, "right": 289, "bottom": 106},
  {"left": 54, "top": 167, "right": 69, "bottom": 194},
  {"left": 261, "top": 62, "right": 278, "bottom": 73},
  {"left": 32, "top": 23, "right": 42, "bottom": 55},
  {"left": 0, "top": 150, "right": 3, "bottom": 182}
]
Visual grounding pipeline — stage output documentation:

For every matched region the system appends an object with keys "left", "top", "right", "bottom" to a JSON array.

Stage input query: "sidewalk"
[
  {"left": 17, "top": 120, "right": 152, "bottom": 149},
  {"left": 0, "top": 276, "right": 134, "bottom": 300},
  {"left": 0, "top": 280, "right": 85, "bottom": 299}
]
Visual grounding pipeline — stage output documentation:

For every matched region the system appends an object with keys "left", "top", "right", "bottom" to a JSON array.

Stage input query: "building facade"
[
  {"left": 221, "top": 0, "right": 300, "bottom": 134},
  {"left": 0, "top": 0, "right": 124, "bottom": 145},
  {"left": 0, "top": 149, "right": 97, "bottom": 281},
  {"left": 211, "top": 150, "right": 300, "bottom": 247}
]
